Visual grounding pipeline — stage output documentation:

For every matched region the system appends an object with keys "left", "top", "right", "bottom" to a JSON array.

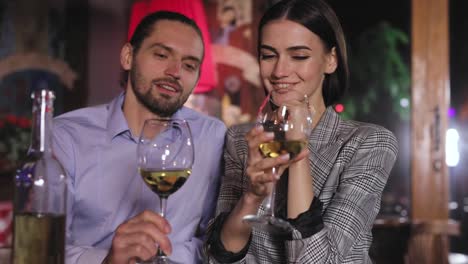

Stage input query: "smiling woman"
[
  {"left": 205, "top": 0, "right": 398, "bottom": 263},
  {"left": 258, "top": 18, "right": 337, "bottom": 112}
]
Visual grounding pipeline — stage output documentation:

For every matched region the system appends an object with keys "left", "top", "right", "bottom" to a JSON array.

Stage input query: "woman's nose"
[{"left": 272, "top": 57, "right": 289, "bottom": 78}]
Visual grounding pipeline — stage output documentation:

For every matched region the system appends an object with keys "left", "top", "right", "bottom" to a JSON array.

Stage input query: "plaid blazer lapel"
[{"left": 309, "top": 107, "right": 359, "bottom": 207}]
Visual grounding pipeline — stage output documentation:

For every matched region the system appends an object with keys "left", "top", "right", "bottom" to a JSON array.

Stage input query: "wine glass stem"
[
  {"left": 263, "top": 167, "right": 278, "bottom": 217},
  {"left": 159, "top": 197, "right": 167, "bottom": 218},
  {"left": 157, "top": 197, "right": 168, "bottom": 259}
]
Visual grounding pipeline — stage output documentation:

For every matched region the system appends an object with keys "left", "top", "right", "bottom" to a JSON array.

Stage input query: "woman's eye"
[
  {"left": 260, "top": 54, "right": 275, "bottom": 60},
  {"left": 292, "top": 55, "right": 309, "bottom": 60}
]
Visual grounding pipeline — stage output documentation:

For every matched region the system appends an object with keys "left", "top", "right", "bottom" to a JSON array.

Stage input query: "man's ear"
[
  {"left": 325, "top": 47, "right": 338, "bottom": 74},
  {"left": 120, "top": 43, "right": 133, "bottom": 70}
]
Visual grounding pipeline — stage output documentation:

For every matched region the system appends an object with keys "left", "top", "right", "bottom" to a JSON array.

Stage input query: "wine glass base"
[
  {"left": 137, "top": 255, "right": 172, "bottom": 264},
  {"left": 242, "top": 214, "right": 294, "bottom": 235}
]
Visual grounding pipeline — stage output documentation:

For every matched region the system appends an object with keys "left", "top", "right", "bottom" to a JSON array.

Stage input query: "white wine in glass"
[
  {"left": 137, "top": 118, "right": 194, "bottom": 264},
  {"left": 139, "top": 168, "right": 192, "bottom": 198}
]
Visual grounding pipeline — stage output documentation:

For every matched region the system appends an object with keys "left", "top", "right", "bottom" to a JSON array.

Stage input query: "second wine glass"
[
  {"left": 137, "top": 118, "right": 194, "bottom": 264},
  {"left": 243, "top": 90, "right": 313, "bottom": 235}
]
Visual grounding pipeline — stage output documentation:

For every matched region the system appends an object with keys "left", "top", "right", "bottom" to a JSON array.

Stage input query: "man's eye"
[
  {"left": 183, "top": 63, "right": 197, "bottom": 71},
  {"left": 154, "top": 53, "right": 167, "bottom": 58}
]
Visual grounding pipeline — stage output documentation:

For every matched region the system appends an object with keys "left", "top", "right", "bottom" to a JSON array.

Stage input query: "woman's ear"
[
  {"left": 120, "top": 43, "right": 133, "bottom": 70},
  {"left": 325, "top": 47, "right": 338, "bottom": 74}
]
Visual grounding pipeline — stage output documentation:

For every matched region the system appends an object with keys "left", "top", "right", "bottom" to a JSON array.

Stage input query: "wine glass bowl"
[
  {"left": 258, "top": 104, "right": 311, "bottom": 160},
  {"left": 139, "top": 166, "right": 192, "bottom": 199},
  {"left": 243, "top": 90, "right": 313, "bottom": 235},
  {"left": 138, "top": 119, "right": 194, "bottom": 199},
  {"left": 137, "top": 118, "right": 194, "bottom": 263}
]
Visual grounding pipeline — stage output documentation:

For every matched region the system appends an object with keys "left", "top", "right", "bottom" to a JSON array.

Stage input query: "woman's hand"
[
  {"left": 219, "top": 124, "right": 309, "bottom": 253},
  {"left": 245, "top": 125, "right": 290, "bottom": 199}
]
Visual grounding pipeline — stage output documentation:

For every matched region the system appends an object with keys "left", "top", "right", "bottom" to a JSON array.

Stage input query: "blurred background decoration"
[
  {"left": 0, "top": 115, "right": 31, "bottom": 175},
  {"left": 340, "top": 21, "right": 410, "bottom": 122},
  {"left": 340, "top": 20, "right": 412, "bottom": 219},
  {"left": 0, "top": 1, "right": 76, "bottom": 115},
  {"left": 0, "top": 0, "right": 75, "bottom": 201}
]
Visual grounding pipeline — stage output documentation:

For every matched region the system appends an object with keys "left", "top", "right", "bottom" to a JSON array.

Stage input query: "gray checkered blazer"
[{"left": 205, "top": 107, "right": 398, "bottom": 263}]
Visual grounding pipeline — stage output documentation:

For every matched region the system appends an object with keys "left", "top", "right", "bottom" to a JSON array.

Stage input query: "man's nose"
[{"left": 164, "top": 60, "right": 181, "bottom": 79}]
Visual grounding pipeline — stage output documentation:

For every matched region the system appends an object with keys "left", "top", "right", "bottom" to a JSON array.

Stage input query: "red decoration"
[
  {"left": 335, "top": 103, "right": 344, "bottom": 113},
  {"left": 0, "top": 201, "right": 12, "bottom": 247}
]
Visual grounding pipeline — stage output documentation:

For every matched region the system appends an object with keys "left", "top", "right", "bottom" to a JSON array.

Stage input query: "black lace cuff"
[
  {"left": 207, "top": 212, "right": 251, "bottom": 263},
  {"left": 286, "top": 197, "right": 324, "bottom": 238}
]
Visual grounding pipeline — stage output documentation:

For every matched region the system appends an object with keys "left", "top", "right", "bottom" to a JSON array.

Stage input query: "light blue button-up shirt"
[{"left": 52, "top": 93, "right": 226, "bottom": 264}]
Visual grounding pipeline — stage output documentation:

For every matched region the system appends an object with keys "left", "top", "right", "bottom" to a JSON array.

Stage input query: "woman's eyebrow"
[
  {"left": 259, "top": 44, "right": 277, "bottom": 53},
  {"left": 287, "top": 45, "right": 312, "bottom": 51},
  {"left": 260, "top": 44, "right": 312, "bottom": 52}
]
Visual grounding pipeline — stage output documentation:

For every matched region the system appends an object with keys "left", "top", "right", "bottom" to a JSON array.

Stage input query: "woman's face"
[{"left": 259, "top": 19, "right": 337, "bottom": 107}]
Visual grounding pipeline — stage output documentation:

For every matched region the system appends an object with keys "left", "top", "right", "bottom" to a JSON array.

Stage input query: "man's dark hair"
[
  {"left": 258, "top": 0, "right": 349, "bottom": 107},
  {"left": 120, "top": 11, "right": 204, "bottom": 87}
]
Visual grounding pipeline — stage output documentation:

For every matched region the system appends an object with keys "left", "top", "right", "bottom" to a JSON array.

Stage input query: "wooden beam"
[
  {"left": 411, "top": 0, "right": 449, "bottom": 221},
  {"left": 410, "top": 0, "right": 453, "bottom": 262}
]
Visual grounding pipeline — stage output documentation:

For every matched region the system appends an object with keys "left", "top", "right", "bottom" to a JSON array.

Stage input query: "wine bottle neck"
[{"left": 29, "top": 89, "right": 55, "bottom": 155}]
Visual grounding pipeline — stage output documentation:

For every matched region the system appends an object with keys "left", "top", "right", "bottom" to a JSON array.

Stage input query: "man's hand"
[{"left": 103, "top": 210, "right": 172, "bottom": 264}]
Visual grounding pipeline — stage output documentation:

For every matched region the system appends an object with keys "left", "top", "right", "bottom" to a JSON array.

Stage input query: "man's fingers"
[
  {"left": 108, "top": 233, "right": 156, "bottom": 264},
  {"left": 118, "top": 243, "right": 154, "bottom": 264},
  {"left": 118, "top": 222, "right": 172, "bottom": 255},
  {"left": 109, "top": 210, "right": 173, "bottom": 263},
  {"left": 130, "top": 210, "right": 171, "bottom": 234},
  {"left": 113, "top": 232, "right": 158, "bottom": 254}
]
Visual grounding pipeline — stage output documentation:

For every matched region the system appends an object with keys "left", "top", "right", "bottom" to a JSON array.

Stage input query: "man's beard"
[{"left": 130, "top": 67, "right": 191, "bottom": 117}]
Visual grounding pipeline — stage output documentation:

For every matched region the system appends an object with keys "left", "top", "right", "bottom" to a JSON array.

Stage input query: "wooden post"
[{"left": 410, "top": 0, "right": 458, "bottom": 262}]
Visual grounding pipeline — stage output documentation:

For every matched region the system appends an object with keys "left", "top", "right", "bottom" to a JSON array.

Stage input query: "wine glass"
[
  {"left": 137, "top": 118, "right": 194, "bottom": 264},
  {"left": 243, "top": 90, "right": 313, "bottom": 235}
]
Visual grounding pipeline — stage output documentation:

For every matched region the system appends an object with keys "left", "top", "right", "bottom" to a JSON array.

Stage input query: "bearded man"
[{"left": 53, "top": 11, "right": 226, "bottom": 264}]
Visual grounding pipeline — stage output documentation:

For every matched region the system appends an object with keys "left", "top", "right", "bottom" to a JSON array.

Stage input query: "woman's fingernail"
[
  {"left": 280, "top": 153, "right": 290, "bottom": 161},
  {"left": 274, "top": 173, "right": 281, "bottom": 180},
  {"left": 265, "top": 132, "right": 274, "bottom": 138}
]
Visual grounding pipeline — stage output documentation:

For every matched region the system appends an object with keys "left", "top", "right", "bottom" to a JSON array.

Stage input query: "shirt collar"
[
  {"left": 171, "top": 106, "right": 190, "bottom": 121},
  {"left": 106, "top": 92, "right": 194, "bottom": 140},
  {"left": 107, "top": 92, "right": 130, "bottom": 140}
]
